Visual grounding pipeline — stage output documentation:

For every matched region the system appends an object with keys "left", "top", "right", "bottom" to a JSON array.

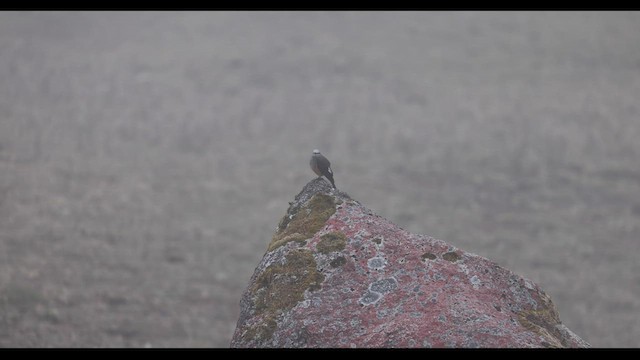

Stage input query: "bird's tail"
[{"left": 326, "top": 174, "right": 336, "bottom": 189}]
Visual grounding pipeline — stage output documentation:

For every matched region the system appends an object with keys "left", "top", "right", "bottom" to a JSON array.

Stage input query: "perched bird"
[{"left": 310, "top": 149, "right": 336, "bottom": 189}]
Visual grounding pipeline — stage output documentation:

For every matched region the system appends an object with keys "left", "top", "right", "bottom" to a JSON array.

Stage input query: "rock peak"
[
  {"left": 231, "top": 180, "right": 590, "bottom": 348},
  {"left": 289, "top": 177, "right": 352, "bottom": 212}
]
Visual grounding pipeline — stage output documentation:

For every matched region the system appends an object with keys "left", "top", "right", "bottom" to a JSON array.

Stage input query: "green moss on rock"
[
  {"left": 243, "top": 318, "right": 278, "bottom": 344},
  {"left": 442, "top": 251, "right": 461, "bottom": 262},
  {"left": 268, "top": 194, "right": 336, "bottom": 252},
  {"left": 253, "top": 250, "right": 325, "bottom": 311},
  {"left": 330, "top": 256, "right": 347, "bottom": 268},
  {"left": 516, "top": 291, "right": 566, "bottom": 348},
  {"left": 268, "top": 233, "right": 310, "bottom": 251},
  {"left": 421, "top": 252, "right": 437, "bottom": 261},
  {"left": 317, "top": 232, "right": 347, "bottom": 254},
  {"left": 241, "top": 249, "right": 325, "bottom": 344}
]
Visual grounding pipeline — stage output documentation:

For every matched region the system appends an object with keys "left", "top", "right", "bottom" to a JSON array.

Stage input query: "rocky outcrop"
[{"left": 230, "top": 178, "right": 590, "bottom": 348}]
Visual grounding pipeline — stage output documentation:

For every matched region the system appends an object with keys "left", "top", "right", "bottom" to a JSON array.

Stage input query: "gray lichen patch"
[
  {"left": 359, "top": 291, "right": 381, "bottom": 306},
  {"left": 470, "top": 275, "right": 481, "bottom": 289},
  {"left": 367, "top": 257, "right": 386, "bottom": 270},
  {"left": 370, "top": 278, "right": 398, "bottom": 294}
]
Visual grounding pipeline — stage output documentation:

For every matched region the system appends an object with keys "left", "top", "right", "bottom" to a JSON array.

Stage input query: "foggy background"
[{"left": 0, "top": 11, "right": 639, "bottom": 347}]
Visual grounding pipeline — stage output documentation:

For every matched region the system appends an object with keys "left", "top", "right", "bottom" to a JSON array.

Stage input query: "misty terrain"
[{"left": 0, "top": 12, "right": 639, "bottom": 347}]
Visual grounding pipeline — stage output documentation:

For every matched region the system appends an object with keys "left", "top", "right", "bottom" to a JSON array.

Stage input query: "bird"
[{"left": 310, "top": 149, "right": 336, "bottom": 189}]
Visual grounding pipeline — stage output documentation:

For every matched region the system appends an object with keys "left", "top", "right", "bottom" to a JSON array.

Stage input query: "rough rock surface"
[{"left": 230, "top": 179, "right": 590, "bottom": 348}]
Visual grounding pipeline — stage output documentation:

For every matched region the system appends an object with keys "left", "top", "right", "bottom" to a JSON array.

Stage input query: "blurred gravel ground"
[{"left": 0, "top": 11, "right": 639, "bottom": 347}]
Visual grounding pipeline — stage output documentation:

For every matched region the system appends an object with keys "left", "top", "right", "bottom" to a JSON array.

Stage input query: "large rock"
[{"left": 230, "top": 178, "right": 589, "bottom": 348}]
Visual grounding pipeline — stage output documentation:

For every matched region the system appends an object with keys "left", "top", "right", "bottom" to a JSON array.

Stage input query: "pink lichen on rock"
[{"left": 230, "top": 178, "right": 589, "bottom": 348}]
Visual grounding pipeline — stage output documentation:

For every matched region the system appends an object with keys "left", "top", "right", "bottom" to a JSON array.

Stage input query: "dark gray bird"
[{"left": 310, "top": 149, "right": 336, "bottom": 189}]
